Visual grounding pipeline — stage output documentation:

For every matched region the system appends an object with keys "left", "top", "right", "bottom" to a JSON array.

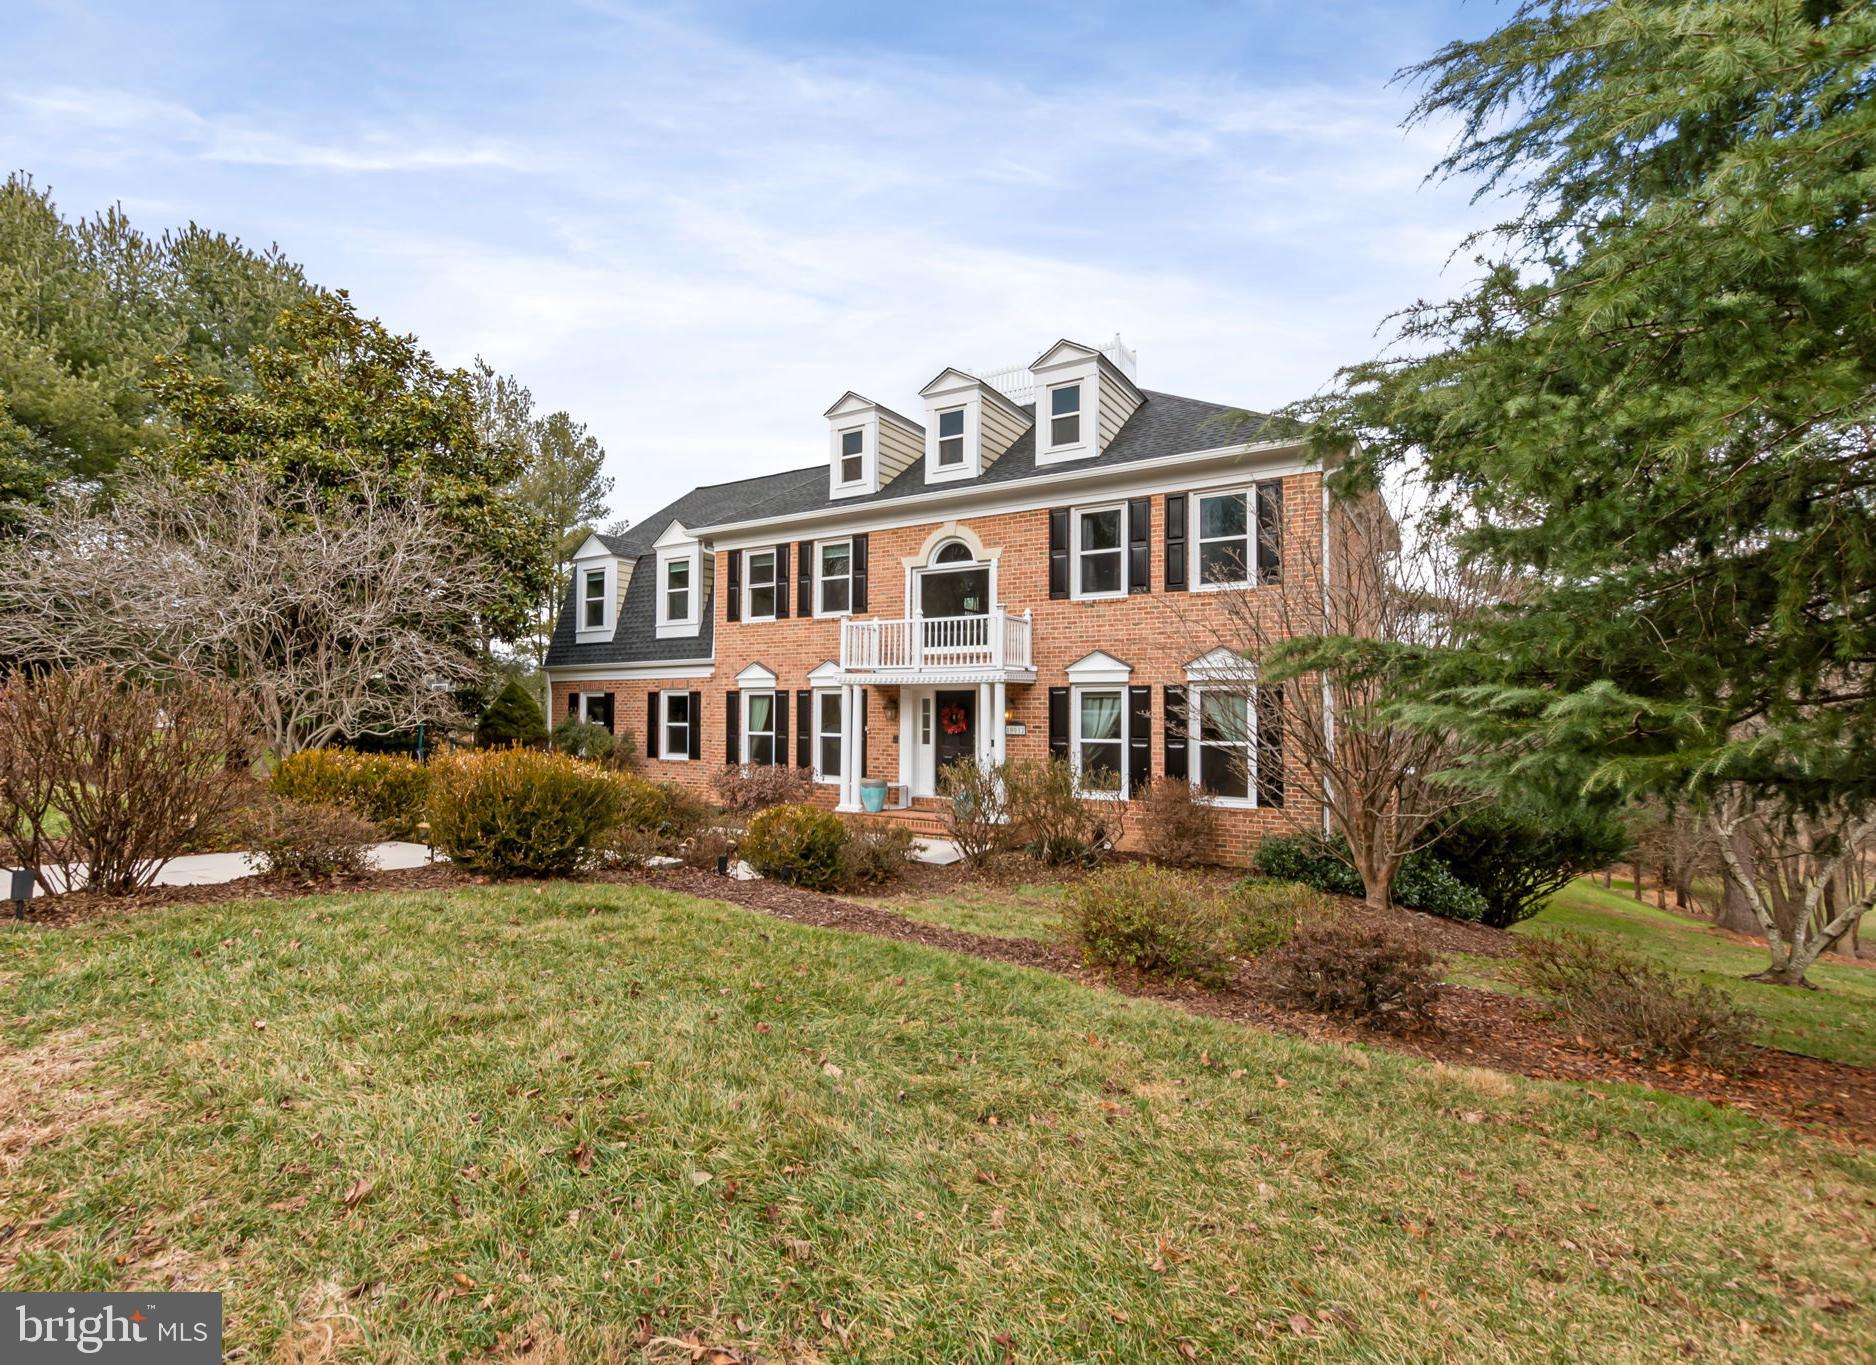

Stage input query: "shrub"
[
  {"left": 477, "top": 679, "right": 548, "bottom": 748},
  {"left": 740, "top": 803, "right": 847, "bottom": 889},
  {"left": 840, "top": 819, "right": 916, "bottom": 887},
  {"left": 714, "top": 763, "right": 811, "bottom": 814},
  {"left": 602, "top": 824, "right": 669, "bottom": 868},
  {"left": 1430, "top": 803, "right": 1631, "bottom": 929},
  {"left": 552, "top": 717, "right": 615, "bottom": 762},
  {"left": 678, "top": 826, "right": 738, "bottom": 872},
  {"left": 1137, "top": 779, "right": 1219, "bottom": 867},
  {"left": 1266, "top": 922, "right": 1442, "bottom": 1032},
  {"left": 240, "top": 798, "right": 377, "bottom": 879},
  {"left": 1005, "top": 756, "right": 1123, "bottom": 865},
  {"left": 613, "top": 772, "right": 674, "bottom": 834},
  {"left": 427, "top": 749, "right": 625, "bottom": 877},
  {"left": 1223, "top": 879, "right": 1337, "bottom": 957},
  {"left": 0, "top": 665, "right": 254, "bottom": 896},
  {"left": 272, "top": 748, "right": 431, "bottom": 838},
  {"left": 1511, "top": 931, "right": 1758, "bottom": 1070},
  {"left": 1252, "top": 833, "right": 1486, "bottom": 922},
  {"left": 1063, "top": 864, "right": 1241, "bottom": 988},
  {"left": 938, "top": 758, "right": 1009, "bottom": 865}
]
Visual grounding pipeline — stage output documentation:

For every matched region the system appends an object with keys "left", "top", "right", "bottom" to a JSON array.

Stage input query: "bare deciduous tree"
[
  {"left": 1189, "top": 491, "right": 1501, "bottom": 910},
  {"left": 1710, "top": 790, "right": 1875, "bottom": 986},
  {"left": 0, "top": 469, "right": 501, "bottom": 755}
]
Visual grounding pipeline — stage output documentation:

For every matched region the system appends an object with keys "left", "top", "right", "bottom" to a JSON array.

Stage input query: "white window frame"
[
  {"left": 744, "top": 548, "right": 779, "bottom": 622},
  {"left": 576, "top": 691, "right": 612, "bottom": 729},
  {"left": 659, "top": 689, "right": 692, "bottom": 762},
  {"left": 837, "top": 428, "right": 866, "bottom": 487},
  {"left": 743, "top": 689, "right": 779, "bottom": 766},
  {"left": 581, "top": 566, "right": 608, "bottom": 630},
  {"left": 813, "top": 688, "right": 845, "bottom": 785},
  {"left": 815, "top": 538, "right": 853, "bottom": 618},
  {"left": 935, "top": 407, "right": 966, "bottom": 467},
  {"left": 1071, "top": 502, "right": 1127, "bottom": 600},
  {"left": 1192, "top": 487, "right": 1255, "bottom": 591},
  {"left": 1071, "top": 685, "right": 1128, "bottom": 800},
  {"left": 1189, "top": 685, "right": 1258, "bottom": 808},
  {"left": 1046, "top": 381, "right": 1083, "bottom": 453},
  {"left": 655, "top": 549, "right": 703, "bottom": 636}
]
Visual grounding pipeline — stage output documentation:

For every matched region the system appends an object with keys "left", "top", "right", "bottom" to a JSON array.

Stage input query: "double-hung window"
[
  {"left": 1195, "top": 689, "right": 1255, "bottom": 801},
  {"left": 1195, "top": 490, "right": 1252, "bottom": 587},
  {"left": 582, "top": 567, "right": 607, "bottom": 629},
  {"left": 1074, "top": 505, "right": 1124, "bottom": 597},
  {"left": 746, "top": 549, "right": 778, "bottom": 619},
  {"left": 661, "top": 691, "right": 691, "bottom": 760},
  {"left": 815, "top": 690, "right": 844, "bottom": 783},
  {"left": 1049, "top": 383, "right": 1081, "bottom": 447},
  {"left": 838, "top": 429, "right": 864, "bottom": 484},
  {"left": 664, "top": 558, "right": 691, "bottom": 622},
  {"left": 817, "top": 540, "right": 852, "bottom": 615},
  {"left": 1075, "top": 688, "right": 1124, "bottom": 796},
  {"left": 937, "top": 409, "right": 965, "bottom": 466},
  {"left": 745, "top": 691, "right": 777, "bottom": 766}
]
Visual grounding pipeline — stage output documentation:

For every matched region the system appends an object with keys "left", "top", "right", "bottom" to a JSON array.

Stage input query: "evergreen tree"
[
  {"left": 477, "top": 677, "right": 548, "bottom": 748},
  {"left": 1311, "top": 0, "right": 1876, "bottom": 983}
]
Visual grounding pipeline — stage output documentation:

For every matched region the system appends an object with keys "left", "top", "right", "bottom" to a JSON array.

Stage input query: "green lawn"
[
  {"left": 1473, "top": 880, "right": 1876, "bottom": 1069},
  {"left": 4, "top": 884, "right": 1874, "bottom": 1360},
  {"left": 863, "top": 879, "right": 1070, "bottom": 942}
]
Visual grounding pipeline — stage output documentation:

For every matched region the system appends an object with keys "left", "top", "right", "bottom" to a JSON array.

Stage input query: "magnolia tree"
[{"left": 0, "top": 469, "right": 503, "bottom": 754}]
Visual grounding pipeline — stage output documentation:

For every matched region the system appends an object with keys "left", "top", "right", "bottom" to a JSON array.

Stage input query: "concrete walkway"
[{"left": 15, "top": 842, "right": 434, "bottom": 895}]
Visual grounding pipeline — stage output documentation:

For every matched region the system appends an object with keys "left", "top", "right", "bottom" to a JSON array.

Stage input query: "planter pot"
[{"left": 860, "top": 779, "right": 888, "bottom": 814}]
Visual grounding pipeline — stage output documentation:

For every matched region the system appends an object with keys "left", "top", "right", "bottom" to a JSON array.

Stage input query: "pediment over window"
[
  {"left": 736, "top": 662, "right": 778, "bottom": 688},
  {"left": 1185, "top": 647, "right": 1256, "bottom": 682},
  {"left": 807, "top": 659, "right": 843, "bottom": 685},
  {"left": 1065, "top": 650, "right": 1133, "bottom": 685}
]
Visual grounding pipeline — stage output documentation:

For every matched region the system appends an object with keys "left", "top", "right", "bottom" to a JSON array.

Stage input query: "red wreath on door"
[{"left": 939, "top": 704, "right": 970, "bottom": 735}]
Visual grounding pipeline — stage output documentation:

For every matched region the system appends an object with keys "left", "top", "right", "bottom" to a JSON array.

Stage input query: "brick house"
[{"left": 544, "top": 337, "right": 1332, "bottom": 864}]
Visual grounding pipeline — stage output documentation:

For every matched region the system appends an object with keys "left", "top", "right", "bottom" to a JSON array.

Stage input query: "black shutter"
[
  {"left": 852, "top": 534, "right": 869, "bottom": 613},
  {"left": 726, "top": 550, "right": 743, "bottom": 622},
  {"left": 1256, "top": 481, "right": 1283, "bottom": 585},
  {"left": 1048, "top": 508, "right": 1070, "bottom": 600},
  {"left": 774, "top": 543, "right": 791, "bottom": 619},
  {"left": 1127, "top": 685, "right": 1151, "bottom": 793},
  {"left": 859, "top": 688, "right": 869, "bottom": 776},
  {"left": 1127, "top": 498, "right": 1151, "bottom": 595},
  {"left": 1256, "top": 685, "right": 1284, "bottom": 808},
  {"left": 725, "top": 689, "right": 741, "bottom": 764},
  {"left": 796, "top": 689, "right": 812, "bottom": 768},
  {"left": 797, "top": 540, "right": 814, "bottom": 617},
  {"left": 687, "top": 691, "right": 703, "bottom": 759},
  {"left": 1047, "top": 686, "right": 1070, "bottom": 760},
  {"left": 773, "top": 690, "right": 789, "bottom": 765},
  {"left": 596, "top": 692, "right": 615, "bottom": 733},
  {"left": 646, "top": 690, "right": 660, "bottom": 760},
  {"left": 1163, "top": 685, "right": 1189, "bottom": 781},
  {"left": 1164, "top": 493, "right": 1187, "bottom": 592}
]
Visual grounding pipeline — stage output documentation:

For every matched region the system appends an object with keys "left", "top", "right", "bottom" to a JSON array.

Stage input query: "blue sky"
[{"left": 4, "top": 0, "right": 1504, "bottom": 521}]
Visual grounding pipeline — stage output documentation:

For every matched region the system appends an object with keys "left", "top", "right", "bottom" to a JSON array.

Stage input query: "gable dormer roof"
[{"left": 1028, "top": 338, "right": 1146, "bottom": 406}]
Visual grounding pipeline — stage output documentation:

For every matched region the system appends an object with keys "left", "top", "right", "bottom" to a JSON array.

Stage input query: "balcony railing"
[{"left": 840, "top": 607, "right": 1033, "bottom": 674}]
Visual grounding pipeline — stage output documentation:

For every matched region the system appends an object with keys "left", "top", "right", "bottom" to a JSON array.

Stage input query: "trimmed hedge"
[
  {"left": 427, "top": 749, "right": 625, "bottom": 877},
  {"left": 740, "top": 803, "right": 847, "bottom": 889},
  {"left": 272, "top": 748, "right": 431, "bottom": 838}
]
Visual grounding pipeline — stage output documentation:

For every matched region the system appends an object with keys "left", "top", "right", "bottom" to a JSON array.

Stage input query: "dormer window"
[
  {"left": 838, "top": 430, "right": 864, "bottom": 485},
  {"left": 1049, "top": 383, "right": 1081, "bottom": 448},
  {"left": 937, "top": 409, "right": 965, "bottom": 467},
  {"left": 582, "top": 567, "right": 607, "bottom": 629},
  {"left": 664, "top": 558, "right": 690, "bottom": 621}
]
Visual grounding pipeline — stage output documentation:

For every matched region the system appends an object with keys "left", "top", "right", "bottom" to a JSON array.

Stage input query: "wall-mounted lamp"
[
  {"left": 1003, "top": 707, "right": 1016, "bottom": 723},
  {"left": 884, "top": 698, "right": 900, "bottom": 720}
]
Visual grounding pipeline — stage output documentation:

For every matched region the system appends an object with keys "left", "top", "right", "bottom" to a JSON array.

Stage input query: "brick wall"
[{"left": 551, "top": 471, "right": 1329, "bottom": 867}]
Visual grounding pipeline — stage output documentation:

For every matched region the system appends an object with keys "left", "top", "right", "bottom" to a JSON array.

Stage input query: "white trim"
[
  {"left": 807, "top": 659, "right": 844, "bottom": 685},
  {"left": 574, "top": 560, "right": 617, "bottom": 643},
  {"left": 545, "top": 662, "right": 714, "bottom": 683},
  {"left": 1188, "top": 684, "right": 1259, "bottom": 808},
  {"left": 701, "top": 437, "right": 1313, "bottom": 545},
  {"left": 1189, "top": 485, "right": 1258, "bottom": 592},
  {"left": 655, "top": 542, "right": 702, "bottom": 638},
  {"left": 742, "top": 689, "right": 780, "bottom": 767},
  {"left": 1185, "top": 646, "right": 1256, "bottom": 683},
  {"left": 811, "top": 687, "right": 845, "bottom": 785},
  {"left": 1040, "top": 377, "right": 1089, "bottom": 462},
  {"left": 657, "top": 688, "right": 693, "bottom": 763},
  {"left": 1070, "top": 683, "right": 1128, "bottom": 800},
  {"left": 1065, "top": 650, "right": 1133, "bottom": 686},
  {"left": 736, "top": 661, "right": 778, "bottom": 688},
  {"left": 1070, "top": 501, "right": 1127, "bottom": 600},
  {"left": 743, "top": 545, "right": 781, "bottom": 621},
  {"left": 813, "top": 536, "right": 854, "bottom": 618}
]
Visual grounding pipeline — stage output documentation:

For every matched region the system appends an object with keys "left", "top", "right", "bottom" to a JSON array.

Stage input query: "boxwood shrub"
[
  {"left": 740, "top": 803, "right": 847, "bottom": 889},
  {"left": 272, "top": 748, "right": 431, "bottom": 838},
  {"left": 427, "top": 749, "right": 625, "bottom": 877}
]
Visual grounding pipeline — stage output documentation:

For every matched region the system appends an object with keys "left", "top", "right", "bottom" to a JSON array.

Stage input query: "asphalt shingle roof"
[{"left": 545, "top": 389, "right": 1296, "bottom": 668}]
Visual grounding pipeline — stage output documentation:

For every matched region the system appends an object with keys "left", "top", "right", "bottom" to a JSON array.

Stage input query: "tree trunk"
[
  {"left": 1747, "top": 961, "right": 1817, "bottom": 989},
  {"left": 1601, "top": 866, "right": 1613, "bottom": 890},
  {"left": 1630, "top": 863, "right": 1644, "bottom": 902},
  {"left": 1714, "top": 865, "right": 1762, "bottom": 936}
]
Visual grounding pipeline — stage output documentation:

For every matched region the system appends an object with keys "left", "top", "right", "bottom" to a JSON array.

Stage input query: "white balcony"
[{"left": 839, "top": 607, "right": 1034, "bottom": 682}]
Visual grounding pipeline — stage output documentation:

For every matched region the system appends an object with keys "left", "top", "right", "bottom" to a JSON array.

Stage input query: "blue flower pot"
[{"left": 860, "top": 779, "right": 888, "bottom": 813}]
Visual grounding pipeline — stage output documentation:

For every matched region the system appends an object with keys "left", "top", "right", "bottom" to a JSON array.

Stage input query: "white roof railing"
[{"left": 968, "top": 334, "right": 1137, "bottom": 406}]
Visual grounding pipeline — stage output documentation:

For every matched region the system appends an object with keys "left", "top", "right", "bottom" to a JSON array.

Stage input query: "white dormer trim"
[
  {"left": 824, "top": 391, "right": 924, "bottom": 500},
  {"left": 653, "top": 519, "right": 703, "bottom": 640},
  {"left": 1028, "top": 338, "right": 1146, "bottom": 468},
  {"left": 1185, "top": 646, "right": 1257, "bottom": 683},
  {"left": 736, "top": 661, "right": 778, "bottom": 688},
  {"left": 917, "top": 368, "right": 1030, "bottom": 485},
  {"left": 1065, "top": 649, "right": 1134, "bottom": 686},
  {"left": 572, "top": 534, "right": 622, "bottom": 644}
]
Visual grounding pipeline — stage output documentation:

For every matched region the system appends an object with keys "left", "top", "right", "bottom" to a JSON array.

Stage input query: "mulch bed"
[{"left": 16, "top": 856, "right": 1876, "bottom": 1144}]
